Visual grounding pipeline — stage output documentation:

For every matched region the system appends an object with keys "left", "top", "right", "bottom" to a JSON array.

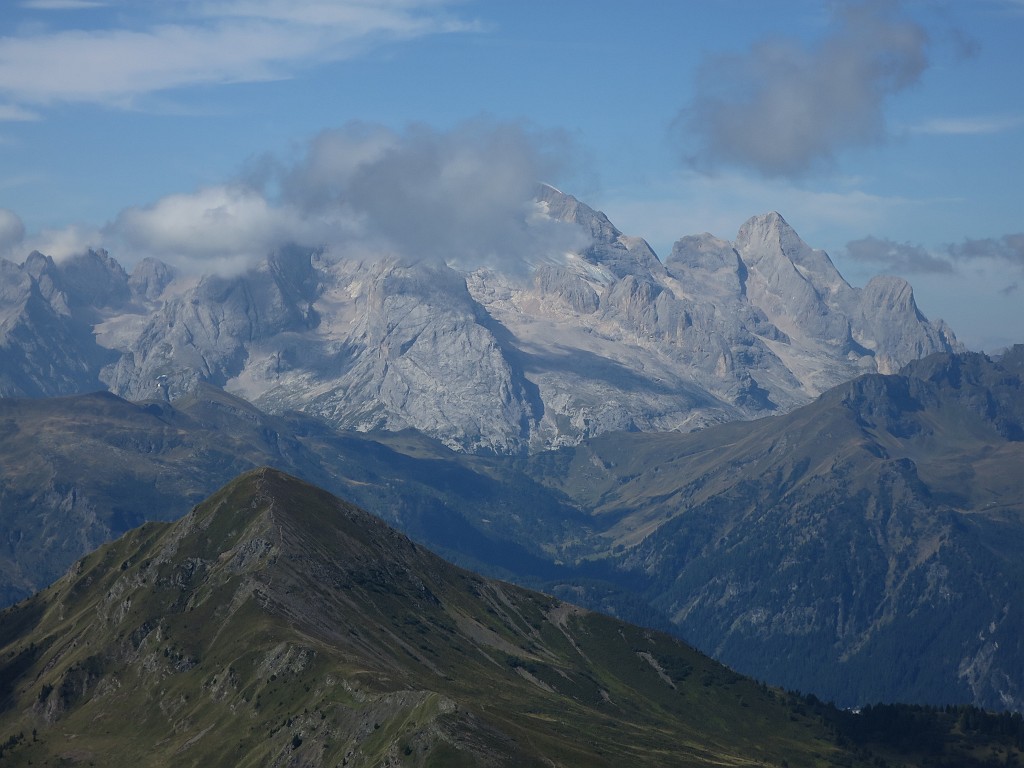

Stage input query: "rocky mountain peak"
[
  {"left": 535, "top": 183, "right": 663, "bottom": 280},
  {"left": 128, "top": 257, "right": 176, "bottom": 301},
  {"left": 731, "top": 213, "right": 856, "bottom": 356},
  {"left": 23, "top": 250, "right": 55, "bottom": 281},
  {"left": 535, "top": 183, "right": 617, "bottom": 242},
  {"left": 734, "top": 211, "right": 810, "bottom": 269},
  {"left": 3, "top": 465, "right": 936, "bottom": 766},
  {"left": 180, "top": 467, "right": 417, "bottom": 579},
  {"left": 860, "top": 275, "right": 920, "bottom": 317},
  {"left": 999, "top": 344, "right": 1024, "bottom": 375},
  {"left": 59, "top": 248, "right": 131, "bottom": 310},
  {"left": 665, "top": 233, "right": 746, "bottom": 299},
  {"left": 735, "top": 211, "right": 848, "bottom": 294}
]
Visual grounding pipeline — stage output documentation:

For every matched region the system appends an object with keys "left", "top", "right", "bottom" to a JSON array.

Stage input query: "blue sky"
[{"left": 0, "top": 0, "right": 1021, "bottom": 350}]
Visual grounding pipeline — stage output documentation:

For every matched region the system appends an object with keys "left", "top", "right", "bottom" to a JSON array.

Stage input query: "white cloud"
[
  {"left": 679, "top": 0, "right": 929, "bottom": 177},
  {"left": 196, "top": 0, "right": 469, "bottom": 31},
  {"left": 107, "top": 185, "right": 348, "bottom": 274},
  {"left": 947, "top": 233, "right": 1024, "bottom": 268},
  {"left": 0, "top": 1, "right": 474, "bottom": 106},
  {"left": 23, "top": 223, "right": 101, "bottom": 261},
  {"left": 274, "top": 123, "right": 400, "bottom": 210}
]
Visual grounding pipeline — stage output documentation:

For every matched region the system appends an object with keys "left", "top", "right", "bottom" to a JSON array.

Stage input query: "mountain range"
[
  {"left": 3, "top": 185, "right": 1021, "bottom": 725},
  {"left": 0, "top": 187, "right": 959, "bottom": 453},
  {"left": 2, "top": 348, "right": 1022, "bottom": 714},
  {"left": 2, "top": 468, "right": 1021, "bottom": 767}
]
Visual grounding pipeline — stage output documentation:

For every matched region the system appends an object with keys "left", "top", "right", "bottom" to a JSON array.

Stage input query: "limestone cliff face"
[{"left": 1, "top": 188, "right": 960, "bottom": 452}]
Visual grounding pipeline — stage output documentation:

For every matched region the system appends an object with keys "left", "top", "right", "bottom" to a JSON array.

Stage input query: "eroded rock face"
[{"left": 2, "top": 188, "right": 960, "bottom": 452}]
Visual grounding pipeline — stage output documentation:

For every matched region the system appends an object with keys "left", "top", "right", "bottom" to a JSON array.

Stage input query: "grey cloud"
[
  {"left": 680, "top": 0, "right": 928, "bottom": 177},
  {"left": 274, "top": 122, "right": 399, "bottom": 212},
  {"left": 1000, "top": 282, "right": 1019, "bottom": 296},
  {"left": 947, "top": 234, "right": 1024, "bottom": 267},
  {"left": 273, "top": 119, "right": 588, "bottom": 271},
  {"left": 845, "top": 235, "right": 953, "bottom": 274}
]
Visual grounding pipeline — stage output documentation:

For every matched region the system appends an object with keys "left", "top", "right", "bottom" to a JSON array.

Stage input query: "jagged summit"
[
  {"left": 535, "top": 184, "right": 664, "bottom": 280},
  {"left": 735, "top": 211, "right": 847, "bottom": 290}
]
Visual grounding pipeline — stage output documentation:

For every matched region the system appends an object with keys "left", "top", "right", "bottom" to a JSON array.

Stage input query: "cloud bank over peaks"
[
  {"left": 680, "top": 0, "right": 928, "bottom": 177},
  {"left": 0, "top": 212, "right": 102, "bottom": 269},
  {"left": 107, "top": 184, "right": 346, "bottom": 276},
  {"left": 99, "top": 120, "right": 589, "bottom": 276}
]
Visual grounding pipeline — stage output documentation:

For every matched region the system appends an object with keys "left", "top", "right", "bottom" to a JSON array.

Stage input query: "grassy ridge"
[{"left": 0, "top": 469, "right": 851, "bottom": 766}]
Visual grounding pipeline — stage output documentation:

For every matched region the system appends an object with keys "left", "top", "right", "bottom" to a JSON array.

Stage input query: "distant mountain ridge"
[{"left": 0, "top": 187, "right": 959, "bottom": 452}]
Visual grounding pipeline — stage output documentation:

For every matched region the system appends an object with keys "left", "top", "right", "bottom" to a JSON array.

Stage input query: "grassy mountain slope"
[{"left": 0, "top": 468, "right": 874, "bottom": 767}]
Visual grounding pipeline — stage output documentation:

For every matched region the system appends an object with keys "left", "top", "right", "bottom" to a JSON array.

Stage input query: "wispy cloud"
[
  {"left": 678, "top": 0, "right": 929, "bottom": 177},
  {"left": 0, "top": 104, "right": 41, "bottom": 121},
  {"left": 910, "top": 115, "right": 1024, "bottom": 135},
  {"left": 0, "top": 1, "right": 475, "bottom": 107},
  {"left": 20, "top": 0, "right": 108, "bottom": 8},
  {"left": 947, "top": 234, "right": 1024, "bottom": 268},
  {"left": 840, "top": 231, "right": 1024, "bottom": 279}
]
